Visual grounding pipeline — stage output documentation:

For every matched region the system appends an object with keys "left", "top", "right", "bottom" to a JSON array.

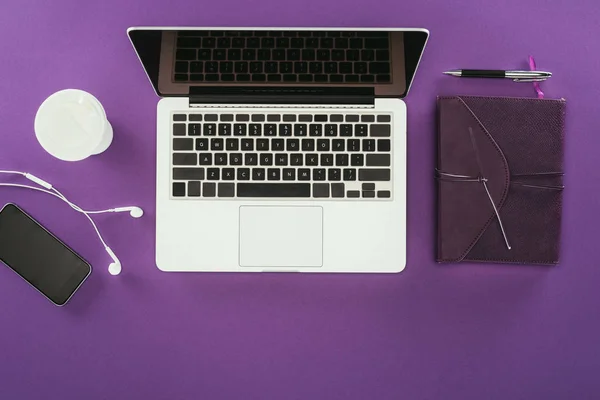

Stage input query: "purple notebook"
[{"left": 436, "top": 95, "right": 566, "bottom": 265}]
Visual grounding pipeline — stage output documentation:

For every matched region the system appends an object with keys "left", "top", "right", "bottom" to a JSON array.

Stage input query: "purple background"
[{"left": 1, "top": 1, "right": 599, "bottom": 399}]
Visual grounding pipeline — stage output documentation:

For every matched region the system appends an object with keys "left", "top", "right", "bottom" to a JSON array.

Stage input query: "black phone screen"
[{"left": 0, "top": 204, "right": 91, "bottom": 305}]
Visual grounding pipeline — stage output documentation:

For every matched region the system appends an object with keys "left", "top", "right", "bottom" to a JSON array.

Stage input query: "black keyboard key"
[
  {"left": 258, "top": 50, "right": 271, "bottom": 60},
  {"left": 349, "top": 38, "right": 362, "bottom": 49},
  {"left": 317, "top": 50, "right": 330, "bottom": 61},
  {"left": 306, "top": 154, "right": 319, "bottom": 166},
  {"left": 294, "top": 124, "right": 308, "bottom": 136},
  {"left": 345, "top": 115, "right": 359, "bottom": 122},
  {"left": 218, "top": 183, "right": 235, "bottom": 197},
  {"left": 363, "top": 139, "right": 376, "bottom": 152},
  {"left": 173, "top": 114, "right": 187, "bottom": 121},
  {"left": 361, "top": 50, "right": 375, "bottom": 61},
  {"left": 313, "top": 183, "right": 329, "bottom": 198},
  {"left": 282, "top": 115, "right": 296, "bottom": 122},
  {"left": 345, "top": 75, "right": 359, "bottom": 82},
  {"left": 214, "top": 49, "right": 227, "bottom": 60},
  {"left": 173, "top": 182, "right": 186, "bottom": 197},
  {"left": 347, "top": 190, "right": 360, "bottom": 198},
  {"left": 205, "top": 62, "right": 218, "bottom": 73},
  {"left": 339, "top": 62, "right": 353, "bottom": 74},
  {"left": 335, "top": 37, "right": 348, "bottom": 47},
  {"left": 228, "top": 49, "right": 242, "bottom": 60},
  {"left": 238, "top": 183, "right": 310, "bottom": 197},
  {"left": 174, "top": 74, "right": 188, "bottom": 82},
  {"left": 299, "top": 115, "right": 313, "bottom": 122},
  {"left": 218, "top": 124, "right": 232, "bottom": 136},
  {"left": 251, "top": 114, "right": 265, "bottom": 122},
  {"left": 359, "top": 169, "right": 391, "bottom": 181},
  {"left": 331, "top": 183, "right": 345, "bottom": 198},
  {"left": 321, "top": 154, "right": 334, "bottom": 166},
  {"left": 267, "top": 168, "right": 281, "bottom": 180},
  {"left": 232, "top": 37, "right": 245, "bottom": 48},
  {"left": 330, "top": 74, "right": 343, "bottom": 82},
  {"left": 298, "top": 74, "right": 312, "bottom": 82},
  {"left": 262, "top": 37, "right": 275, "bottom": 48},
  {"left": 252, "top": 74, "right": 266, "bottom": 82},
  {"left": 245, "top": 153, "right": 258, "bottom": 165},
  {"left": 351, "top": 154, "right": 364, "bottom": 166},
  {"left": 366, "top": 154, "right": 390, "bottom": 166},
  {"left": 257, "top": 139, "right": 269, "bottom": 151},
  {"left": 377, "top": 190, "right": 391, "bottom": 198},
  {"left": 355, "top": 124, "right": 368, "bottom": 136},
  {"left": 226, "top": 139, "right": 239, "bottom": 151},
  {"left": 205, "top": 114, "right": 218, "bottom": 121},
  {"left": 173, "top": 153, "right": 197, "bottom": 165},
  {"left": 233, "top": 124, "right": 246, "bottom": 136},
  {"left": 189, "top": 62, "right": 203, "bottom": 73},
  {"left": 275, "top": 153, "right": 288, "bottom": 166},
  {"left": 306, "top": 38, "right": 319, "bottom": 48},
  {"left": 198, "top": 49, "right": 212, "bottom": 60},
  {"left": 243, "top": 49, "right": 256, "bottom": 60},
  {"left": 328, "top": 169, "right": 341, "bottom": 181},
  {"left": 343, "top": 168, "right": 356, "bottom": 181},
  {"left": 235, "top": 62, "right": 249, "bottom": 73},
  {"left": 288, "top": 49, "right": 301, "bottom": 60},
  {"left": 215, "top": 153, "right": 227, "bottom": 165},
  {"left": 236, "top": 74, "right": 251, "bottom": 82},
  {"left": 314, "top": 115, "right": 327, "bottom": 122},
  {"left": 221, "top": 74, "right": 235, "bottom": 82},
  {"left": 252, "top": 168, "right": 265, "bottom": 181},
  {"left": 222, "top": 168, "right": 235, "bottom": 180},
  {"left": 280, "top": 62, "right": 293, "bottom": 73},
  {"left": 360, "top": 75, "right": 375, "bottom": 83},
  {"left": 361, "top": 115, "right": 375, "bottom": 122},
  {"left": 317, "top": 139, "right": 330, "bottom": 151},
  {"left": 363, "top": 191, "right": 376, "bottom": 198},
  {"left": 282, "top": 168, "right": 295, "bottom": 181},
  {"left": 336, "top": 154, "right": 349, "bottom": 166},
  {"left": 173, "top": 167, "right": 205, "bottom": 180},
  {"left": 309, "top": 62, "right": 323, "bottom": 73},
  {"left": 173, "top": 123, "right": 186, "bottom": 136},
  {"left": 267, "top": 74, "right": 282, "bottom": 82},
  {"left": 302, "top": 49, "right": 315, "bottom": 61},
  {"left": 249, "top": 62, "right": 263, "bottom": 73},
  {"left": 365, "top": 38, "right": 389, "bottom": 49},
  {"left": 332, "top": 139, "right": 345, "bottom": 151},
  {"left": 276, "top": 37, "right": 290, "bottom": 48},
  {"left": 176, "top": 49, "right": 196, "bottom": 60},
  {"left": 294, "top": 61, "right": 308, "bottom": 73},
  {"left": 173, "top": 138, "right": 194, "bottom": 150},
  {"left": 321, "top": 38, "right": 334, "bottom": 48},
  {"left": 324, "top": 124, "right": 337, "bottom": 137},
  {"left": 189, "top": 114, "right": 202, "bottom": 122},
  {"left": 376, "top": 49, "right": 390, "bottom": 61},
  {"left": 291, "top": 37, "right": 304, "bottom": 47},
  {"left": 283, "top": 74, "right": 297, "bottom": 82},
  {"left": 249, "top": 124, "right": 262, "bottom": 136},
  {"left": 279, "top": 124, "right": 292, "bottom": 136},
  {"left": 237, "top": 168, "right": 250, "bottom": 180},
  {"left": 377, "top": 115, "right": 391, "bottom": 123},
  {"left": 369, "top": 62, "right": 390, "bottom": 74},
  {"left": 230, "top": 153, "right": 243, "bottom": 165},
  {"left": 260, "top": 153, "right": 273, "bottom": 166},
  {"left": 348, "top": 139, "right": 360, "bottom": 152},
  {"left": 291, "top": 153, "right": 303, "bottom": 166},
  {"left": 331, "top": 50, "right": 345, "bottom": 61},
  {"left": 378, "top": 139, "right": 391, "bottom": 152},
  {"left": 370, "top": 124, "right": 391, "bottom": 137},
  {"left": 203, "top": 182, "right": 216, "bottom": 197},
  {"left": 219, "top": 61, "right": 233, "bottom": 73},
  {"left": 241, "top": 139, "right": 254, "bottom": 151},
  {"left": 207, "top": 168, "right": 220, "bottom": 180},
  {"left": 189, "top": 74, "right": 203, "bottom": 81},
  {"left": 272, "top": 139, "right": 285, "bottom": 151},
  {"left": 286, "top": 139, "right": 300, "bottom": 151},
  {"left": 313, "top": 169, "right": 326, "bottom": 181},
  {"left": 264, "top": 124, "right": 277, "bottom": 136},
  {"left": 298, "top": 169, "right": 311, "bottom": 181},
  {"left": 211, "top": 138, "right": 224, "bottom": 150},
  {"left": 199, "top": 153, "right": 212, "bottom": 165},
  {"left": 196, "top": 138, "right": 209, "bottom": 151},
  {"left": 340, "top": 125, "right": 352, "bottom": 137},
  {"left": 205, "top": 74, "right": 219, "bottom": 82},
  {"left": 315, "top": 74, "right": 328, "bottom": 82},
  {"left": 354, "top": 62, "right": 368, "bottom": 74},
  {"left": 175, "top": 62, "right": 188, "bottom": 74},
  {"left": 302, "top": 139, "right": 315, "bottom": 151},
  {"left": 309, "top": 124, "right": 322, "bottom": 136},
  {"left": 236, "top": 114, "right": 250, "bottom": 122},
  {"left": 324, "top": 62, "right": 338, "bottom": 73},
  {"left": 247, "top": 37, "right": 260, "bottom": 48},
  {"left": 188, "top": 181, "right": 201, "bottom": 197},
  {"left": 202, "top": 37, "right": 216, "bottom": 47}
]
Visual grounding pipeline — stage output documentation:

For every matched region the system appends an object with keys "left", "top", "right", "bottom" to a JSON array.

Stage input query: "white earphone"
[{"left": 0, "top": 170, "right": 143, "bottom": 275}]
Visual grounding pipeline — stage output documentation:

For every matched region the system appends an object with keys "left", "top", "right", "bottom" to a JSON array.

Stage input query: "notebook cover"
[{"left": 436, "top": 95, "right": 566, "bottom": 265}]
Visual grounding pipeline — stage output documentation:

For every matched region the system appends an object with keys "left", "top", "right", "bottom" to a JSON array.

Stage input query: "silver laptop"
[{"left": 128, "top": 27, "right": 428, "bottom": 272}]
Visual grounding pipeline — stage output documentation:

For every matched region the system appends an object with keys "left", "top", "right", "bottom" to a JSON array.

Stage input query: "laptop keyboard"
[
  {"left": 173, "top": 30, "right": 391, "bottom": 84},
  {"left": 171, "top": 112, "right": 393, "bottom": 199}
]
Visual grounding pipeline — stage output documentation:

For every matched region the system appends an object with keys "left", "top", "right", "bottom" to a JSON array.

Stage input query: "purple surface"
[{"left": 1, "top": 1, "right": 599, "bottom": 399}]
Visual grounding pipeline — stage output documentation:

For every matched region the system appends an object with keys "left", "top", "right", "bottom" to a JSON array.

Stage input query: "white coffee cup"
[{"left": 34, "top": 89, "right": 113, "bottom": 161}]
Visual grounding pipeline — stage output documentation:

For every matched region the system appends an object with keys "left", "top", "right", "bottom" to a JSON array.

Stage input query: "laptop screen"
[{"left": 128, "top": 28, "right": 428, "bottom": 98}]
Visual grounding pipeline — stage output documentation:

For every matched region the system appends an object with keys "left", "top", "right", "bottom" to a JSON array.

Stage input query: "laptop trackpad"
[{"left": 239, "top": 206, "right": 323, "bottom": 268}]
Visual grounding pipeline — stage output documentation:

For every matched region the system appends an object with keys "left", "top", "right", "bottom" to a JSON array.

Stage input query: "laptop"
[{"left": 128, "top": 27, "right": 428, "bottom": 272}]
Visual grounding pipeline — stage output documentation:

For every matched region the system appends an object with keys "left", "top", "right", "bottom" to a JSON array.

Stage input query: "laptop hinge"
[{"left": 189, "top": 86, "right": 374, "bottom": 107}]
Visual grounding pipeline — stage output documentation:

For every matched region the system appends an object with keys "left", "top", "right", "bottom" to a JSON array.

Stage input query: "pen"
[{"left": 443, "top": 69, "right": 552, "bottom": 82}]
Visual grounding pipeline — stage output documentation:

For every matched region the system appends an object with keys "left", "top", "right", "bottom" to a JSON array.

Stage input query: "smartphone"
[{"left": 0, "top": 203, "right": 91, "bottom": 306}]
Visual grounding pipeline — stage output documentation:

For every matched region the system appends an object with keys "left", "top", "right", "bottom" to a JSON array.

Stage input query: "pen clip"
[{"left": 513, "top": 77, "right": 549, "bottom": 83}]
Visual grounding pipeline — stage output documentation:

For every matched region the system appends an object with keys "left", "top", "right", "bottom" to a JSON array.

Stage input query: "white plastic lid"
[{"left": 34, "top": 89, "right": 109, "bottom": 161}]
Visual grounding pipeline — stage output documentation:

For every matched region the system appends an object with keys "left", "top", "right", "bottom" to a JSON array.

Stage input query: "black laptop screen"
[{"left": 128, "top": 28, "right": 428, "bottom": 98}]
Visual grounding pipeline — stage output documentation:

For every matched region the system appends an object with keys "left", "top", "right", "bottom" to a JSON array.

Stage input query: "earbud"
[
  {"left": 113, "top": 206, "right": 144, "bottom": 218},
  {"left": 105, "top": 247, "right": 122, "bottom": 276}
]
